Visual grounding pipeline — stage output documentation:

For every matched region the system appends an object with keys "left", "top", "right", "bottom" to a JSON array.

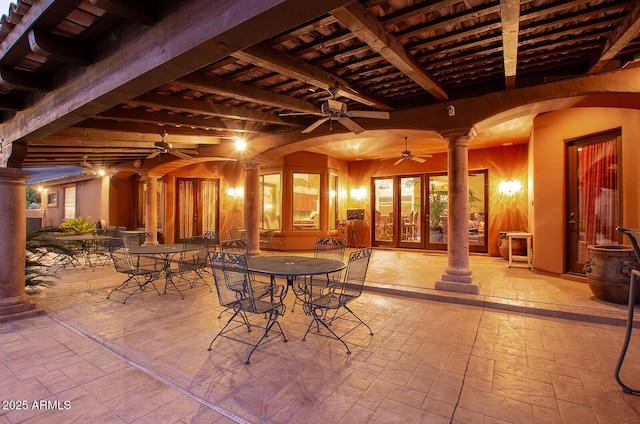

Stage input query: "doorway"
[
  {"left": 372, "top": 171, "right": 488, "bottom": 252},
  {"left": 175, "top": 178, "right": 219, "bottom": 241},
  {"left": 565, "top": 130, "right": 621, "bottom": 274}
]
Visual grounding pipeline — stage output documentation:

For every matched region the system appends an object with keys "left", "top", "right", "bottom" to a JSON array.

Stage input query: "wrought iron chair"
[
  {"left": 259, "top": 229, "right": 275, "bottom": 252},
  {"left": 208, "top": 251, "right": 287, "bottom": 364},
  {"left": 292, "top": 237, "right": 346, "bottom": 312},
  {"left": 218, "top": 238, "right": 270, "bottom": 317},
  {"left": 614, "top": 226, "right": 640, "bottom": 394},
  {"left": 302, "top": 247, "right": 373, "bottom": 354},
  {"left": 220, "top": 238, "right": 249, "bottom": 255},
  {"left": 106, "top": 238, "right": 162, "bottom": 303},
  {"left": 225, "top": 226, "right": 246, "bottom": 240},
  {"left": 176, "top": 235, "right": 213, "bottom": 291}
]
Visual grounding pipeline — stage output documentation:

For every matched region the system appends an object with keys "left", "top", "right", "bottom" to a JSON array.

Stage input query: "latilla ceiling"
[{"left": 1, "top": 0, "right": 639, "bottom": 169}]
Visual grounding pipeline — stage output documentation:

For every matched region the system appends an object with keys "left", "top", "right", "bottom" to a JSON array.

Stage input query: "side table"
[{"left": 507, "top": 232, "right": 533, "bottom": 270}]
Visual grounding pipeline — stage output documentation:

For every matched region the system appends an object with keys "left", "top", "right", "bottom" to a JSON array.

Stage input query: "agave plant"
[
  {"left": 60, "top": 216, "right": 96, "bottom": 235},
  {"left": 25, "top": 227, "right": 74, "bottom": 288}
]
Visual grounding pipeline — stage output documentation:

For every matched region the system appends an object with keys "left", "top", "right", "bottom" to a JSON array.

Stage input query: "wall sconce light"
[
  {"left": 226, "top": 187, "right": 243, "bottom": 198},
  {"left": 37, "top": 186, "right": 44, "bottom": 192},
  {"left": 350, "top": 187, "right": 367, "bottom": 200},
  {"left": 498, "top": 179, "right": 522, "bottom": 196}
]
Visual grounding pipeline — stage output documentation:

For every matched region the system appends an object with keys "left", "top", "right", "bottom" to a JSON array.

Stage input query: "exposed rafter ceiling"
[{"left": 0, "top": 0, "right": 639, "bottom": 168}]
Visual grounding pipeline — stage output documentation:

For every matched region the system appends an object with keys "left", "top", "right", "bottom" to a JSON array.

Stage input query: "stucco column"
[
  {"left": 100, "top": 173, "right": 110, "bottom": 226},
  {"left": 244, "top": 161, "right": 261, "bottom": 256},
  {"left": 144, "top": 175, "right": 159, "bottom": 244},
  {"left": 0, "top": 168, "right": 40, "bottom": 321},
  {"left": 435, "top": 135, "right": 479, "bottom": 294}
]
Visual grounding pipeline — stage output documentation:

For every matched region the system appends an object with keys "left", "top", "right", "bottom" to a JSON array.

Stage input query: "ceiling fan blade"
[
  {"left": 338, "top": 116, "right": 365, "bottom": 134},
  {"left": 170, "top": 150, "right": 193, "bottom": 160},
  {"left": 302, "top": 117, "right": 329, "bottom": 133},
  {"left": 146, "top": 151, "right": 161, "bottom": 159},
  {"left": 279, "top": 112, "right": 313, "bottom": 117},
  {"left": 347, "top": 110, "right": 390, "bottom": 119},
  {"left": 393, "top": 157, "right": 406, "bottom": 166},
  {"left": 410, "top": 156, "right": 426, "bottom": 163}
]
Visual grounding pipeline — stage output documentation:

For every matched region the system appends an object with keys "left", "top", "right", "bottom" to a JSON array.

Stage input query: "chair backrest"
[
  {"left": 123, "top": 232, "right": 151, "bottom": 249},
  {"left": 108, "top": 238, "right": 133, "bottom": 273},
  {"left": 210, "top": 251, "right": 251, "bottom": 307},
  {"left": 182, "top": 236, "right": 210, "bottom": 268},
  {"left": 260, "top": 229, "right": 275, "bottom": 243},
  {"left": 203, "top": 231, "right": 220, "bottom": 246},
  {"left": 314, "top": 237, "right": 346, "bottom": 261},
  {"left": 225, "top": 226, "right": 246, "bottom": 240},
  {"left": 340, "top": 247, "right": 372, "bottom": 300},
  {"left": 220, "top": 238, "right": 249, "bottom": 255}
]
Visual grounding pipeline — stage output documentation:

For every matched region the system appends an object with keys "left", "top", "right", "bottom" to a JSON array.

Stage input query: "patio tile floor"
[{"left": 1, "top": 249, "right": 640, "bottom": 423}]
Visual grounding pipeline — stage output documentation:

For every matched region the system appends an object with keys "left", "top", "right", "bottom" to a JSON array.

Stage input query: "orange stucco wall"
[{"left": 531, "top": 107, "right": 640, "bottom": 274}]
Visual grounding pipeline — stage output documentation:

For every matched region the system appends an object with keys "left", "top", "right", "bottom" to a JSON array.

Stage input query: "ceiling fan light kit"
[{"left": 283, "top": 83, "right": 390, "bottom": 135}]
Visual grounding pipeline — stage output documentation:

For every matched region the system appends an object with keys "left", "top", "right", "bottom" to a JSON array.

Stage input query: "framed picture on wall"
[{"left": 47, "top": 192, "right": 58, "bottom": 208}]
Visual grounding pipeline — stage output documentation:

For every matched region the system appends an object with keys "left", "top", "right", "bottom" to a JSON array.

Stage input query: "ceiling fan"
[
  {"left": 146, "top": 131, "right": 198, "bottom": 160},
  {"left": 392, "top": 137, "right": 432, "bottom": 165},
  {"left": 280, "top": 84, "right": 390, "bottom": 134}
]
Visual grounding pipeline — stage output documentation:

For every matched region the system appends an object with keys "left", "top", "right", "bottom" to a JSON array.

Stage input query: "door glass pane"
[
  {"left": 428, "top": 176, "right": 448, "bottom": 245},
  {"left": 468, "top": 173, "right": 486, "bottom": 248},
  {"left": 201, "top": 180, "right": 218, "bottom": 233},
  {"left": 400, "top": 177, "right": 421, "bottom": 243},
  {"left": 577, "top": 139, "right": 619, "bottom": 261},
  {"left": 292, "top": 173, "right": 320, "bottom": 230},
  {"left": 329, "top": 174, "right": 338, "bottom": 230},
  {"left": 374, "top": 178, "right": 394, "bottom": 242}
]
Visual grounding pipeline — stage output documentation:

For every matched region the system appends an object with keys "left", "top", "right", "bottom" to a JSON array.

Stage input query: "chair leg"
[
  {"left": 208, "top": 309, "right": 242, "bottom": 351},
  {"left": 163, "top": 271, "right": 185, "bottom": 300},
  {"left": 245, "top": 310, "right": 287, "bottom": 365},
  {"left": 343, "top": 305, "right": 374, "bottom": 335},
  {"left": 302, "top": 308, "right": 351, "bottom": 354}
]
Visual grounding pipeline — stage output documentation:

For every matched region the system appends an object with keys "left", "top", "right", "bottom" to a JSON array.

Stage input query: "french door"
[
  {"left": 566, "top": 131, "right": 621, "bottom": 274},
  {"left": 175, "top": 178, "right": 219, "bottom": 241},
  {"left": 372, "top": 176, "right": 424, "bottom": 248},
  {"left": 372, "top": 171, "right": 488, "bottom": 252}
]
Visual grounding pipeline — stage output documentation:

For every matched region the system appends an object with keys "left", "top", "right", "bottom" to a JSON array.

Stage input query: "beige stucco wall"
[{"left": 531, "top": 107, "right": 640, "bottom": 274}]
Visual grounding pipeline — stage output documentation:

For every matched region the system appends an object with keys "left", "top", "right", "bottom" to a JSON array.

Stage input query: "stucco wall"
[{"left": 531, "top": 108, "right": 640, "bottom": 274}]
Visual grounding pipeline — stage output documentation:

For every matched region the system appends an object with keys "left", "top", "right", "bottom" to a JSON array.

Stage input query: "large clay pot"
[
  {"left": 498, "top": 231, "right": 527, "bottom": 261},
  {"left": 584, "top": 245, "right": 640, "bottom": 304}
]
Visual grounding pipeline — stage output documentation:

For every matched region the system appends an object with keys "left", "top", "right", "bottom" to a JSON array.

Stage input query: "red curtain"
[{"left": 579, "top": 139, "right": 618, "bottom": 260}]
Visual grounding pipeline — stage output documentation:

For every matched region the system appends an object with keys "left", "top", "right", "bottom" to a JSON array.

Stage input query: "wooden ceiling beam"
[
  {"left": 74, "top": 119, "right": 256, "bottom": 139},
  {"left": 129, "top": 93, "right": 301, "bottom": 127},
  {"left": 96, "top": 108, "right": 268, "bottom": 134},
  {"left": 331, "top": 2, "right": 448, "bottom": 101},
  {"left": 501, "top": 0, "right": 521, "bottom": 89},
  {"left": 27, "top": 29, "right": 93, "bottom": 66},
  {"left": 89, "top": 0, "right": 156, "bottom": 25},
  {"left": 176, "top": 72, "right": 321, "bottom": 114},
  {"left": 233, "top": 42, "right": 393, "bottom": 110},
  {"left": 588, "top": 1, "right": 640, "bottom": 74},
  {"left": 0, "top": 67, "right": 51, "bottom": 91}
]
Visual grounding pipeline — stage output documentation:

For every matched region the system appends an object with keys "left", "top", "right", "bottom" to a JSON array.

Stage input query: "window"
[
  {"left": 64, "top": 186, "right": 76, "bottom": 220},
  {"left": 329, "top": 174, "right": 338, "bottom": 230},
  {"left": 259, "top": 174, "right": 281, "bottom": 230},
  {"left": 292, "top": 173, "right": 320, "bottom": 230}
]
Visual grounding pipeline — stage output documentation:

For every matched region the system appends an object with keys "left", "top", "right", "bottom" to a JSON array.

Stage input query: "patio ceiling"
[{"left": 1, "top": 0, "right": 639, "bottom": 169}]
